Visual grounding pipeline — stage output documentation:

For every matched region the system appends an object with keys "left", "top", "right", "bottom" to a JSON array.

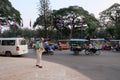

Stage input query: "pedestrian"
[{"left": 34, "top": 38, "right": 45, "bottom": 68}]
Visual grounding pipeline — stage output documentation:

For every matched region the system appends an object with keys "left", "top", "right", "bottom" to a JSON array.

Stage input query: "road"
[{"left": 26, "top": 49, "right": 120, "bottom": 80}]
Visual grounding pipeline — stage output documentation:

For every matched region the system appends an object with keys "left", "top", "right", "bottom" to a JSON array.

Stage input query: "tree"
[
  {"left": 106, "top": 27, "right": 115, "bottom": 38},
  {"left": 53, "top": 6, "right": 100, "bottom": 39},
  {"left": 0, "top": 0, "right": 21, "bottom": 25},
  {"left": 115, "top": 19, "right": 120, "bottom": 39},
  {"left": 33, "top": 0, "right": 52, "bottom": 37},
  {"left": 99, "top": 3, "right": 120, "bottom": 38},
  {"left": 2, "top": 28, "right": 37, "bottom": 38},
  {"left": 2, "top": 28, "right": 22, "bottom": 37},
  {"left": 0, "top": 0, "right": 22, "bottom": 37}
]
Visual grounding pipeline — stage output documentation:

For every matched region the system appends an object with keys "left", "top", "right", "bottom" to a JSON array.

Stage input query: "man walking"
[{"left": 34, "top": 38, "right": 45, "bottom": 68}]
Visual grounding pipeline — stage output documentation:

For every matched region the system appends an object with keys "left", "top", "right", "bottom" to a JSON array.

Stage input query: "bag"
[{"left": 39, "top": 47, "right": 45, "bottom": 53}]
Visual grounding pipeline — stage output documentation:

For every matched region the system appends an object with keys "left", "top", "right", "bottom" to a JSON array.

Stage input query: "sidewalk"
[{"left": 0, "top": 57, "right": 91, "bottom": 80}]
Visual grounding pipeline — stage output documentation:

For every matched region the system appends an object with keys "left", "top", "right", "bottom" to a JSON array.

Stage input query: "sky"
[{"left": 9, "top": 0, "right": 120, "bottom": 28}]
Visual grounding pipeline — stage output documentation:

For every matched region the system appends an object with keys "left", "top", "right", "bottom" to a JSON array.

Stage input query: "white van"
[{"left": 0, "top": 38, "right": 28, "bottom": 56}]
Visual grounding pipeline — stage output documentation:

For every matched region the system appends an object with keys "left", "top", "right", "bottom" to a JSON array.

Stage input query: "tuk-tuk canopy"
[{"left": 69, "top": 39, "right": 88, "bottom": 42}]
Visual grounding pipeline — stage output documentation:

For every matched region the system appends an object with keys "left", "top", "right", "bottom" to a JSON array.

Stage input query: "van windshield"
[{"left": 19, "top": 40, "right": 26, "bottom": 45}]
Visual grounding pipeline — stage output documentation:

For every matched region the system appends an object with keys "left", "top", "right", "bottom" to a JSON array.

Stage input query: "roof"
[
  {"left": 90, "top": 38, "right": 105, "bottom": 41},
  {"left": 110, "top": 40, "right": 120, "bottom": 42},
  {"left": 0, "top": 37, "right": 25, "bottom": 40},
  {"left": 70, "top": 39, "right": 88, "bottom": 42}
]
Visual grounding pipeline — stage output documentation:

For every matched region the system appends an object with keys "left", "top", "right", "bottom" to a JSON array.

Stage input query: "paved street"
[
  {"left": 0, "top": 49, "right": 120, "bottom": 80},
  {"left": 26, "top": 49, "right": 120, "bottom": 80}
]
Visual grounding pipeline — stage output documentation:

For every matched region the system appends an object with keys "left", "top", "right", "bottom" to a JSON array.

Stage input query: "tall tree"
[{"left": 34, "top": 0, "right": 52, "bottom": 37}]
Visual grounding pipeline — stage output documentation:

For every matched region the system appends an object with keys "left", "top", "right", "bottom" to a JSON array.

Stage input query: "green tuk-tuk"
[{"left": 69, "top": 39, "right": 89, "bottom": 55}]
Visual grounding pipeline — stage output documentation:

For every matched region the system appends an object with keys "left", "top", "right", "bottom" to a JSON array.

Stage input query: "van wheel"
[{"left": 5, "top": 52, "right": 12, "bottom": 57}]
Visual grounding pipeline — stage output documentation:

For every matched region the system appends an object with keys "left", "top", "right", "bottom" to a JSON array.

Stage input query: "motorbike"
[
  {"left": 42, "top": 42, "right": 54, "bottom": 55},
  {"left": 85, "top": 48, "right": 101, "bottom": 55}
]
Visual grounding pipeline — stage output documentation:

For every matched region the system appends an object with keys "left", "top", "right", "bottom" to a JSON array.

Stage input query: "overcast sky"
[{"left": 9, "top": 0, "right": 120, "bottom": 27}]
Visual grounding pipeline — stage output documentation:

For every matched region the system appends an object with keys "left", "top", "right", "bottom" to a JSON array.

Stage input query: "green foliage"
[
  {"left": 2, "top": 28, "right": 36, "bottom": 38},
  {"left": 115, "top": 20, "right": 120, "bottom": 39},
  {"left": 0, "top": 0, "right": 21, "bottom": 24},
  {"left": 106, "top": 27, "right": 115, "bottom": 38},
  {"left": 53, "top": 6, "right": 100, "bottom": 38},
  {"left": 99, "top": 3, "right": 120, "bottom": 39},
  {"left": 53, "top": 6, "right": 89, "bottom": 16},
  {"left": 33, "top": 0, "right": 52, "bottom": 37}
]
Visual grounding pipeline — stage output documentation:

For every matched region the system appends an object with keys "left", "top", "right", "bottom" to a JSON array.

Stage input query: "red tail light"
[{"left": 16, "top": 46, "right": 20, "bottom": 51}]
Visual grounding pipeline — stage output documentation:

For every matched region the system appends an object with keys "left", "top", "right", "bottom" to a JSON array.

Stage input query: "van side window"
[{"left": 2, "top": 40, "right": 15, "bottom": 46}]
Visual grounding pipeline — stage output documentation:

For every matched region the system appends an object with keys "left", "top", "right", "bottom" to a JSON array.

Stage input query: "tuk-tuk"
[
  {"left": 57, "top": 39, "right": 70, "bottom": 50},
  {"left": 90, "top": 38, "right": 104, "bottom": 50},
  {"left": 110, "top": 39, "right": 120, "bottom": 51},
  {"left": 69, "top": 39, "right": 89, "bottom": 55}
]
